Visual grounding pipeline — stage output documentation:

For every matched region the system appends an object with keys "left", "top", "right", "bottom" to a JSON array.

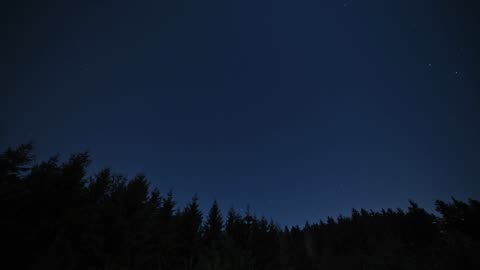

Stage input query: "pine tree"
[
  {"left": 204, "top": 199, "right": 223, "bottom": 248},
  {"left": 180, "top": 195, "right": 203, "bottom": 270}
]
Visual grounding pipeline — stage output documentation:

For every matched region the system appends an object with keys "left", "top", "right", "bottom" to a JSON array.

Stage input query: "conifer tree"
[{"left": 204, "top": 199, "right": 223, "bottom": 248}]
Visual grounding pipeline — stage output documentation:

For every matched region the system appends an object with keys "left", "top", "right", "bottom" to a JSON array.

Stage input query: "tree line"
[{"left": 1, "top": 144, "right": 479, "bottom": 269}]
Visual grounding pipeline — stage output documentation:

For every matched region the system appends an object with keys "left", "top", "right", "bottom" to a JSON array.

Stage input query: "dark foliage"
[{"left": 1, "top": 144, "right": 479, "bottom": 269}]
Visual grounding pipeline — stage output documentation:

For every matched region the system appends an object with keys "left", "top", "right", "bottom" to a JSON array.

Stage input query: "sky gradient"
[{"left": 2, "top": 0, "right": 480, "bottom": 226}]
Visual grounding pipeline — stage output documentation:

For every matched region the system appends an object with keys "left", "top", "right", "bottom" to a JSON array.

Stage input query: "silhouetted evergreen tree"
[
  {"left": 204, "top": 200, "right": 223, "bottom": 248},
  {"left": 179, "top": 195, "right": 203, "bottom": 270}
]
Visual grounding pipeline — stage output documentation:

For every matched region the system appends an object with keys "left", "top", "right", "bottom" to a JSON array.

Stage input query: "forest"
[{"left": 1, "top": 144, "right": 479, "bottom": 270}]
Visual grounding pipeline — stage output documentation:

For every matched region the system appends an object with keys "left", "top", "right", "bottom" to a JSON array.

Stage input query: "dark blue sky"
[{"left": 2, "top": 0, "right": 480, "bottom": 226}]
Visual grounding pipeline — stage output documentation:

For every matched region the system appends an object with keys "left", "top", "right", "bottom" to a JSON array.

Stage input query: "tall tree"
[
  {"left": 180, "top": 195, "right": 203, "bottom": 270},
  {"left": 204, "top": 199, "right": 223, "bottom": 248}
]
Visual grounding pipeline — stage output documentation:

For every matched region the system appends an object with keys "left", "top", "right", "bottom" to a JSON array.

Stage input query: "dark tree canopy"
[{"left": 1, "top": 144, "right": 479, "bottom": 270}]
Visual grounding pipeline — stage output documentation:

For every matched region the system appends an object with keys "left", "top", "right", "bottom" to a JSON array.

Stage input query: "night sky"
[{"left": 2, "top": 0, "right": 480, "bottom": 226}]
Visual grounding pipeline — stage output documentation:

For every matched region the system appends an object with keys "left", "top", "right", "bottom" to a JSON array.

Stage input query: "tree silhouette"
[{"left": 204, "top": 200, "right": 223, "bottom": 248}]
